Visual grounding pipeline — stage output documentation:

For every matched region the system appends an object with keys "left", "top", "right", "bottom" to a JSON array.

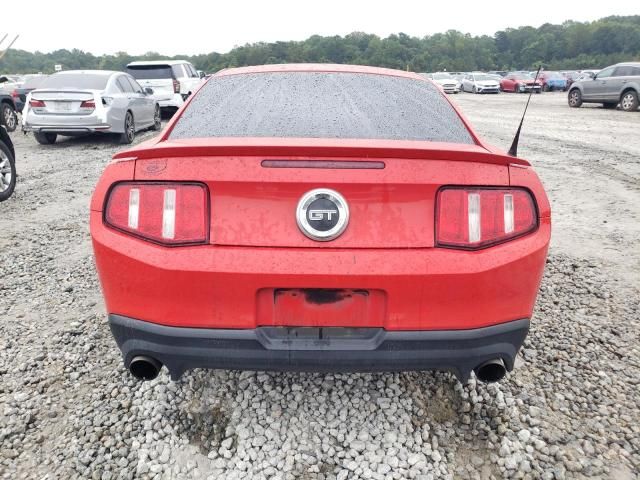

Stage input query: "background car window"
[
  {"left": 22, "top": 76, "right": 48, "bottom": 89},
  {"left": 613, "top": 66, "right": 633, "bottom": 77},
  {"left": 40, "top": 73, "right": 109, "bottom": 90},
  {"left": 125, "top": 76, "right": 143, "bottom": 93},
  {"left": 116, "top": 77, "right": 134, "bottom": 93},
  {"left": 172, "top": 65, "right": 187, "bottom": 78},
  {"left": 596, "top": 67, "right": 615, "bottom": 79},
  {"left": 169, "top": 72, "right": 475, "bottom": 144},
  {"left": 187, "top": 64, "right": 199, "bottom": 78},
  {"left": 126, "top": 65, "right": 173, "bottom": 80}
]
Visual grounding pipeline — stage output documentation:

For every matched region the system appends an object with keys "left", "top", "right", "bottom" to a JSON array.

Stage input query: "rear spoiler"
[{"left": 113, "top": 137, "right": 530, "bottom": 167}]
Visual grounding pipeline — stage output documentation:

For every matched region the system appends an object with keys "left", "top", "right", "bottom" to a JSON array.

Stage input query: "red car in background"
[
  {"left": 500, "top": 73, "right": 542, "bottom": 93},
  {"left": 90, "top": 64, "right": 551, "bottom": 384}
]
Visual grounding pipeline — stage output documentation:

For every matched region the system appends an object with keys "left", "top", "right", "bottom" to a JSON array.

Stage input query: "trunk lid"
[
  {"left": 30, "top": 90, "right": 96, "bottom": 115},
  {"left": 131, "top": 140, "right": 513, "bottom": 249}
]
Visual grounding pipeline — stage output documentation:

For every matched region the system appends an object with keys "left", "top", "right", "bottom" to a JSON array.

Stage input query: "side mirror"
[
  {"left": 198, "top": 71, "right": 206, "bottom": 79},
  {"left": 144, "top": 87, "right": 154, "bottom": 95}
]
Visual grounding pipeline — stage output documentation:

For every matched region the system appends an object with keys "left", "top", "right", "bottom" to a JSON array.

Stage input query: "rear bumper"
[
  {"left": 157, "top": 94, "right": 184, "bottom": 109},
  {"left": 25, "top": 124, "right": 112, "bottom": 134},
  {"left": 109, "top": 314, "right": 530, "bottom": 382},
  {"left": 477, "top": 87, "right": 500, "bottom": 93}
]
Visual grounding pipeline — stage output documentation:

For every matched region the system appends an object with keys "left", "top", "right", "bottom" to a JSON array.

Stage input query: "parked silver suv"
[{"left": 568, "top": 62, "right": 640, "bottom": 112}]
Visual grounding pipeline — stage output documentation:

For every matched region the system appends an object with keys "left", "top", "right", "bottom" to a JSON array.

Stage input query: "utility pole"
[{"left": 0, "top": 34, "right": 19, "bottom": 61}]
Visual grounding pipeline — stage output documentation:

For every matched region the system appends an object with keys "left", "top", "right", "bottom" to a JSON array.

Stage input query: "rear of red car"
[{"left": 90, "top": 65, "right": 550, "bottom": 383}]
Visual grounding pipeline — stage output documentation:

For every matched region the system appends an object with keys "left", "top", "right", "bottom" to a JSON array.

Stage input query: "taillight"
[
  {"left": 173, "top": 78, "right": 180, "bottom": 93},
  {"left": 11, "top": 90, "right": 19, "bottom": 99},
  {"left": 104, "top": 182, "right": 209, "bottom": 245},
  {"left": 79, "top": 100, "right": 96, "bottom": 112},
  {"left": 436, "top": 187, "right": 537, "bottom": 249},
  {"left": 29, "top": 99, "right": 46, "bottom": 108}
]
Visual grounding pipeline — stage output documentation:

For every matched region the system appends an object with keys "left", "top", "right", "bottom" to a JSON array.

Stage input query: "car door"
[
  {"left": 126, "top": 76, "right": 154, "bottom": 127},
  {"left": 607, "top": 66, "right": 634, "bottom": 102},
  {"left": 584, "top": 66, "right": 615, "bottom": 101},
  {"left": 115, "top": 75, "right": 137, "bottom": 126}
]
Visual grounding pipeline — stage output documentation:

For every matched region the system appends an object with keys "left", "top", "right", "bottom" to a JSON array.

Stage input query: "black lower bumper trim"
[{"left": 108, "top": 315, "right": 529, "bottom": 382}]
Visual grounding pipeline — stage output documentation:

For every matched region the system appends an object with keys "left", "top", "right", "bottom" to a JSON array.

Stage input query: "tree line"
[{"left": 2, "top": 15, "right": 639, "bottom": 75}]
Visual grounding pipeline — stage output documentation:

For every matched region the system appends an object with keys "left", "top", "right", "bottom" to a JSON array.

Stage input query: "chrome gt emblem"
[{"left": 296, "top": 188, "right": 349, "bottom": 241}]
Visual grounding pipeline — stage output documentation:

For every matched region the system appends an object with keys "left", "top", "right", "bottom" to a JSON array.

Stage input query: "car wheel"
[
  {"left": 0, "top": 140, "right": 16, "bottom": 202},
  {"left": 620, "top": 90, "right": 639, "bottom": 112},
  {"left": 119, "top": 112, "right": 135, "bottom": 144},
  {"left": 568, "top": 89, "right": 582, "bottom": 108},
  {"left": 1, "top": 103, "right": 17, "bottom": 133},
  {"left": 543, "top": 84, "right": 550, "bottom": 92},
  {"left": 602, "top": 103, "right": 617, "bottom": 109},
  {"left": 472, "top": 86, "right": 477, "bottom": 94},
  {"left": 152, "top": 105, "right": 161, "bottom": 131},
  {"left": 34, "top": 132, "right": 57, "bottom": 145}
]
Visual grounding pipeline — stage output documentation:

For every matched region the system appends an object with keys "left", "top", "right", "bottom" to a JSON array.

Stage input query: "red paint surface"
[{"left": 90, "top": 64, "right": 551, "bottom": 333}]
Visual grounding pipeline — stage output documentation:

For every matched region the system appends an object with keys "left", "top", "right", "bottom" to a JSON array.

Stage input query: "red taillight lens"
[
  {"left": 80, "top": 100, "right": 96, "bottom": 109},
  {"left": 436, "top": 187, "right": 537, "bottom": 249},
  {"left": 29, "top": 99, "right": 46, "bottom": 108},
  {"left": 11, "top": 90, "right": 19, "bottom": 99},
  {"left": 173, "top": 78, "right": 180, "bottom": 93},
  {"left": 105, "top": 182, "right": 209, "bottom": 245}
]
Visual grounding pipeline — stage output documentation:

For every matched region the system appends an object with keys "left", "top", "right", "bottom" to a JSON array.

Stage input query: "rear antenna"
[{"left": 508, "top": 65, "right": 541, "bottom": 157}]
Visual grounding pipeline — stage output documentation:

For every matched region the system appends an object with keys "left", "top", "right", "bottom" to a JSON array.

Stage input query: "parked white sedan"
[
  {"left": 22, "top": 70, "right": 161, "bottom": 145},
  {"left": 461, "top": 73, "right": 501, "bottom": 94},
  {"left": 429, "top": 72, "right": 461, "bottom": 94}
]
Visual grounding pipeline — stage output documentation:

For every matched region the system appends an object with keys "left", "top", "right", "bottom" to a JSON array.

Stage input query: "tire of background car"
[
  {"left": 1, "top": 103, "right": 17, "bottom": 133},
  {"left": 152, "top": 105, "right": 161, "bottom": 131},
  {"left": 472, "top": 86, "right": 477, "bottom": 94},
  {"left": 0, "top": 139, "right": 16, "bottom": 202},
  {"left": 602, "top": 103, "right": 617, "bottom": 109},
  {"left": 119, "top": 111, "right": 135, "bottom": 144},
  {"left": 620, "top": 90, "right": 639, "bottom": 112},
  {"left": 568, "top": 89, "right": 583, "bottom": 108},
  {"left": 34, "top": 132, "right": 57, "bottom": 145},
  {"left": 543, "top": 84, "right": 550, "bottom": 92}
]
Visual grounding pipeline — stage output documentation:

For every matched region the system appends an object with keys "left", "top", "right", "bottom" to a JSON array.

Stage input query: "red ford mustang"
[{"left": 90, "top": 64, "right": 550, "bottom": 384}]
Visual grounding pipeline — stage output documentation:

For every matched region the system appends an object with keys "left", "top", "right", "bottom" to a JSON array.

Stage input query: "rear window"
[
  {"left": 169, "top": 72, "right": 474, "bottom": 144},
  {"left": 40, "top": 73, "right": 109, "bottom": 90},
  {"left": 22, "top": 76, "right": 48, "bottom": 89},
  {"left": 126, "top": 65, "right": 174, "bottom": 80}
]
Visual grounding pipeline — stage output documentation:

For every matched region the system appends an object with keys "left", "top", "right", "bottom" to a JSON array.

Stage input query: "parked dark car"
[
  {"left": 0, "top": 125, "right": 16, "bottom": 201},
  {"left": 568, "top": 62, "right": 640, "bottom": 111},
  {"left": 0, "top": 92, "right": 18, "bottom": 132},
  {"left": 10, "top": 75, "right": 48, "bottom": 113}
]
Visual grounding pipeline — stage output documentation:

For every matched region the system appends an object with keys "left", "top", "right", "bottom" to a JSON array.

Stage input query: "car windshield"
[
  {"left": 432, "top": 73, "right": 452, "bottom": 79},
  {"left": 169, "top": 72, "right": 475, "bottom": 144},
  {"left": 514, "top": 74, "right": 534, "bottom": 80},
  {"left": 40, "top": 73, "right": 109, "bottom": 90},
  {"left": 126, "top": 65, "right": 173, "bottom": 79},
  {"left": 473, "top": 75, "right": 494, "bottom": 81},
  {"left": 545, "top": 72, "right": 563, "bottom": 79}
]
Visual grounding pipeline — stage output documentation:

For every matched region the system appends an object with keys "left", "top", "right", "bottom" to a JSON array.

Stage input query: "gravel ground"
[{"left": 1, "top": 92, "right": 639, "bottom": 480}]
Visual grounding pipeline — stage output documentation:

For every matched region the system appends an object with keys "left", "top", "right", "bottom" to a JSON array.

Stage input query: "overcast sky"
[{"left": 5, "top": 0, "right": 639, "bottom": 56}]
